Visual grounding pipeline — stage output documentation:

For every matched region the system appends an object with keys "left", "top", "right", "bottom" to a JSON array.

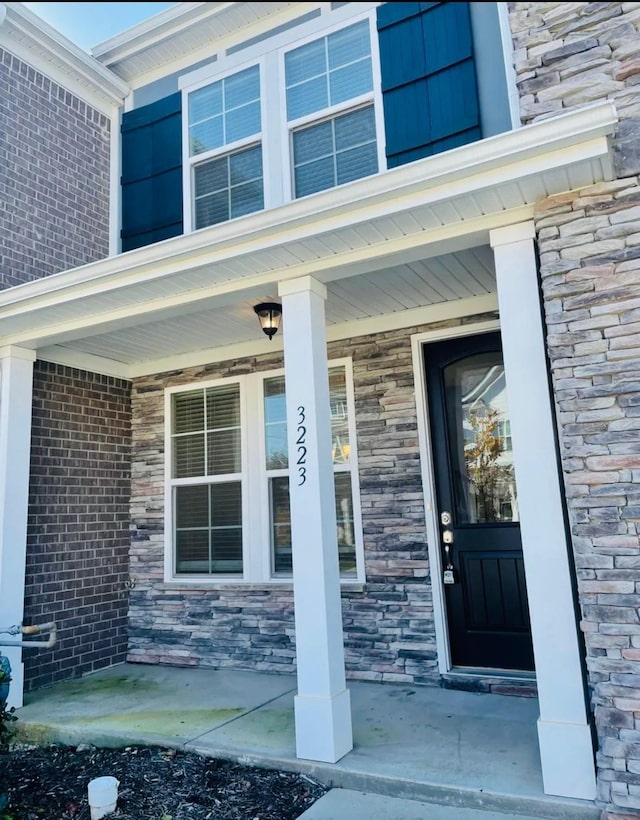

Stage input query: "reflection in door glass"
[{"left": 444, "top": 352, "right": 518, "bottom": 524}]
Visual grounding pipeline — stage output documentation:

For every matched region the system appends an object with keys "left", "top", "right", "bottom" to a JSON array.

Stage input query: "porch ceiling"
[{"left": 0, "top": 102, "right": 618, "bottom": 380}]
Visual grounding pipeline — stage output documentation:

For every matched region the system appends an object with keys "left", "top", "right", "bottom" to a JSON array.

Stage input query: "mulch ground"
[{"left": 0, "top": 744, "right": 327, "bottom": 819}]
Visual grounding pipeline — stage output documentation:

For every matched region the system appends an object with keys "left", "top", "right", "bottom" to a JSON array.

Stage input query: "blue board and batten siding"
[
  {"left": 120, "top": 92, "right": 183, "bottom": 253},
  {"left": 119, "top": 2, "right": 482, "bottom": 251},
  {"left": 376, "top": 1, "right": 481, "bottom": 168}
]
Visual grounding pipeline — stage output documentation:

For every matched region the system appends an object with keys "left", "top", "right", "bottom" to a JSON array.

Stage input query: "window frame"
[
  {"left": 280, "top": 14, "right": 385, "bottom": 202},
  {"left": 182, "top": 56, "right": 269, "bottom": 234},
  {"left": 164, "top": 357, "right": 365, "bottom": 585},
  {"left": 179, "top": 4, "right": 385, "bottom": 232}
]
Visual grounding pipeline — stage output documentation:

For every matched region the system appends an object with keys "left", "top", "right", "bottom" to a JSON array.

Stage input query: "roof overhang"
[
  {"left": 92, "top": 2, "right": 309, "bottom": 88},
  {"left": 1, "top": 2, "right": 129, "bottom": 113},
  {"left": 0, "top": 101, "right": 619, "bottom": 379}
]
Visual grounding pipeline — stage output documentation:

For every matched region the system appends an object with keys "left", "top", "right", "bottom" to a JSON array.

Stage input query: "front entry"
[{"left": 424, "top": 332, "right": 534, "bottom": 671}]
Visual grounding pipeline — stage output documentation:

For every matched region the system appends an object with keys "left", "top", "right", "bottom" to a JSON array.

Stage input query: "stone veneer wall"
[
  {"left": 511, "top": 3, "right": 640, "bottom": 816},
  {"left": 128, "top": 313, "right": 494, "bottom": 684},
  {"left": 0, "top": 48, "right": 111, "bottom": 289},
  {"left": 24, "top": 363, "right": 131, "bottom": 691},
  {"left": 536, "top": 175, "right": 640, "bottom": 818}
]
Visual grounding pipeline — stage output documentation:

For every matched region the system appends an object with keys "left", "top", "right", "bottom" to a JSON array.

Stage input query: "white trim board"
[
  {"left": 0, "top": 2, "right": 129, "bottom": 113},
  {"left": 410, "top": 319, "right": 501, "bottom": 675}
]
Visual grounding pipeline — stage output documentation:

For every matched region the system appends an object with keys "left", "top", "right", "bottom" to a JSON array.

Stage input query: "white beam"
[
  {"left": 278, "top": 275, "right": 352, "bottom": 763},
  {"left": 32, "top": 294, "right": 499, "bottom": 382},
  {"left": 0, "top": 212, "right": 515, "bottom": 351},
  {"left": 0, "top": 346, "right": 36, "bottom": 708},
  {"left": 490, "top": 222, "right": 596, "bottom": 801}
]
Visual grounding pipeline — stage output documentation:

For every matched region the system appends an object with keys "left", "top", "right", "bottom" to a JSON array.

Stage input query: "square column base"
[
  {"left": 295, "top": 688, "right": 353, "bottom": 763},
  {"left": 538, "top": 717, "right": 596, "bottom": 800}
]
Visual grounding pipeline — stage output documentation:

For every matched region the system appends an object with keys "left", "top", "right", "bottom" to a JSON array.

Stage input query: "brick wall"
[
  {"left": 510, "top": 3, "right": 640, "bottom": 814},
  {"left": 23, "top": 362, "right": 131, "bottom": 691},
  {"left": 128, "top": 313, "right": 494, "bottom": 684},
  {"left": 0, "top": 48, "right": 111, "bottom": 289}
]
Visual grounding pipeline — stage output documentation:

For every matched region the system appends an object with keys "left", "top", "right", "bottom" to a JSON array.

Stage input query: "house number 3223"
[{"left": 297, "top": 405, "right": 307, "bottom": 485}]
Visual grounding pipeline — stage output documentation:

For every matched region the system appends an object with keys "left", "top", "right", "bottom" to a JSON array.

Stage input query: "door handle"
[{"left": 441, "top": 517, "right": 456, "bottom": 584}]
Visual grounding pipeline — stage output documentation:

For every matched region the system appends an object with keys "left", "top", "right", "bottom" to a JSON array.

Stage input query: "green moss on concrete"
[
  {"left": 14, "top": 722, "right": 71, "bottom": 746},
  {"left": 72, "top": 708, "right": 245, "bottom": 736},
  {"left": 247, "top": 709, "right": 294, "bottom": 735},
  {"left": 23, "top": 674, "right": 157, "bottom": 704}
]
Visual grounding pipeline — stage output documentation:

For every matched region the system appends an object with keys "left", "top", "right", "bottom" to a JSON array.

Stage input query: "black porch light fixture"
[{"left": 254, "top": 302, "right": 282, "bottom": 341}]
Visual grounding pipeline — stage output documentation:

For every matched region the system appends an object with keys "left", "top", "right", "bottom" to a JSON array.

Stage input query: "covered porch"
[
  {"left": 13, "top": 661, "right": 599, "bottom": 819},
  {"left": 0, "top": 101, "right": 618, "bottom": 804}
]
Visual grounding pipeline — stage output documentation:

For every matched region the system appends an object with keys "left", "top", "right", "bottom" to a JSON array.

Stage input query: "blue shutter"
[
  {"left": 377, "top": 1, "right": 481, "bottom": 169},
  {"left": 121, "top": 92, "right": 183, "bottom": 252}
]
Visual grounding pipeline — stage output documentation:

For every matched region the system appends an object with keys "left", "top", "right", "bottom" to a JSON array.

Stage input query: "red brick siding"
[
  {"left": 23, "top": 362, "right": 131, "bottom": 691},
  {"left": 0, "top": 48, "right": 111, "bottom": 289}
]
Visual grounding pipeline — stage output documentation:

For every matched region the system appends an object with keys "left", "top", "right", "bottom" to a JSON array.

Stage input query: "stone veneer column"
[
  {"left": 490, "top": 223, "right": 596, "bottom": 801},
  {"left": 0, "top": 346, "right": 35, "bottom": 708},
  {"left": 278, "top": 275, "right": 353, "bottom": 763}
]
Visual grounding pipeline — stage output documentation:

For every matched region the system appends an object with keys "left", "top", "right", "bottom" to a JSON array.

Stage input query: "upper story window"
[
  {"left": 285, "top": 19, "right": 378, "bottom": 198},
  {"left": 188, "top": 65, "right": 264, "bottom": 229},
  {"left": 180, "top": 9, "right": 383, "bottom": 233},
  {"left": 122, "top": 3, "right": 508, "bottom": 253}
]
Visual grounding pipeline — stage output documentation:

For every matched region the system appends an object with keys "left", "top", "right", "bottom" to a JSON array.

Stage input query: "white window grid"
[
  {"left": 164, "top": 358, "right": 365, "bottom": 584},
  {"left": 180, "top": 4, "right": 385, "bottom": 232}
]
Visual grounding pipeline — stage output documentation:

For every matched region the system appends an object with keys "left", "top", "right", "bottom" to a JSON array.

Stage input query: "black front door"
[{"left": 424, "top": 332, "right": 534, "bottom": 671}]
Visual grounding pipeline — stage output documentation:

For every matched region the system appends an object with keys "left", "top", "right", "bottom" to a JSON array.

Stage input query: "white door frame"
[{"left": 410, "top": 318, "right": 500, "bottom": 675}]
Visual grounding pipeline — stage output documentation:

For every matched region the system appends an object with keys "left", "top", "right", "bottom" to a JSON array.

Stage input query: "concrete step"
[{"left": 299, "top": 789, "right": 600, "bottom": 820}]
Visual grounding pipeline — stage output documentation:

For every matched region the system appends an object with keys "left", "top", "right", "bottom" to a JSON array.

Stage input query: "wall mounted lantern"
[{"left": 254, "top": 302, "right": 282, "bottom": 341}]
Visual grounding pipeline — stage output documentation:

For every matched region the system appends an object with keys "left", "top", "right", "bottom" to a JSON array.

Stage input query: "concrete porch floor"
[{"left": 13, "top": 663, "right": 601, "bottom": 820}]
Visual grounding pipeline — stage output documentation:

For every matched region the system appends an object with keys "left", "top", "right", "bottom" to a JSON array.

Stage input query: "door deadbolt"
[
  {"left": 443, "top": 529, "right": 454, "bottom": 544},
  {"left": 440, "top": 511, "right": 452, "bottom": 526}
]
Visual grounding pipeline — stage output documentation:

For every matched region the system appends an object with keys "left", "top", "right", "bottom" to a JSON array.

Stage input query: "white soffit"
[
  {"left": 92, "top": 2, "right": 303, "bottom": 84},
  {"left": 35, "top": 248, "right": 497, "bottom": 363},
  {"left": 0, "top": 2, "right": 129, "bottom": 113},
  {"left": 0, "top": 100, "right": 618, "bottom": 375}
]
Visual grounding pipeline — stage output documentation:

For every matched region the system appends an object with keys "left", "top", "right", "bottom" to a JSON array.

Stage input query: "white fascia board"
[
  {"left": 0, "top": 101, "right": 617, "bottom": 323},
  {"left": 1, "top": 3, "right": 129, "bottom": 112},
  {"left": 92, "top": 2, "right": 297, "bottom": 78},
  {"left": 91, "top": 2, "right": 212, "bottom": 60}
]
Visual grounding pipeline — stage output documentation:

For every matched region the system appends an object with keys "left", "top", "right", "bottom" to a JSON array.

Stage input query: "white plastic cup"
[{"left": 87, "top": 775, "right": 119, "bottom": 820}]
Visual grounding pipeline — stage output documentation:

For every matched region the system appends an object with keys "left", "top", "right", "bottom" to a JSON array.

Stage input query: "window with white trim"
[
  {"left": 166, "top": 360, "right": 363, "bottom": 582},
  {"left": 181, "top": 7, "right": 383, "bottom": 230},
  {"left": 285, "top": 19, "right": 378, "bottom": 198},
  {"left": 188, "top": 64, "right": 264, "bottom": 229}
]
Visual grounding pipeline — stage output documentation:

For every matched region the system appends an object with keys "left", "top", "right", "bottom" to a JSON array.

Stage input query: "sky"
[{"left": 23, "top": 3, "right": 179, "bottom": 53}]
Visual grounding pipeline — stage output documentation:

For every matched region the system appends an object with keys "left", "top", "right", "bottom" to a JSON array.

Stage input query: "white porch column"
[
  {"left": 278, "top": 275, "right": 353, "bottom": 763},
  {"left": 0, "top": 346, "right": 36, "bottom": 709},
  {"left": 490, "top": 223, "right": 596, "bottom": 801}
]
